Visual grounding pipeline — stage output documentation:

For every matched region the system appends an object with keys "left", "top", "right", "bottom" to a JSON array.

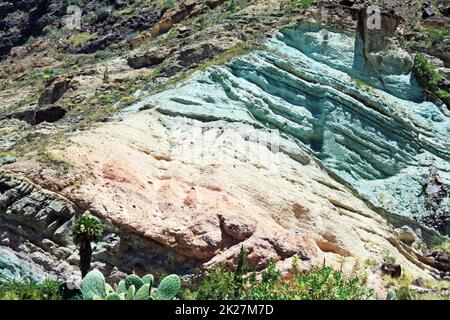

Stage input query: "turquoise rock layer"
[
  {"left": 133, "top": 23, "right": 450, "bottom": 232},
  {"left": 0, "top": 247, "right": 47, "bottom": 284}
]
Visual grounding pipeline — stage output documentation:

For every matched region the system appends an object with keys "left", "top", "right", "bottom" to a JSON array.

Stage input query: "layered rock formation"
[
  {"left": 0, "top": 1, "right": 449, "bottom": 297},
  {"left": 141, "top": 19, "right": 450, "bottom": 235}
]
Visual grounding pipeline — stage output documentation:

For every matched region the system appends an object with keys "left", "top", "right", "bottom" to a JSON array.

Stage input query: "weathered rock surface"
[
  {"left": 127, "top": 47, "right": 174, "bottom": 69},
  {"left": 0, "top": 104, "right": 67, "bottom": 125},
  {"left": 0, "top": 174, "right": 201, "bottom": 283},
  {"left": 38, "top": 77, "right": 74, "bottom": 106},
  {"left": 18, "top": 110, "right": 439, "bottom": 285},
  {"left": 74, "top": 7, "right": 162, "bottom": 54},
  {"left": 141, "top": 18, "right": 450, "bottom": 236},
  {"left": 131, "top": 0, "right": 227, "bottom": 48},
  {"left": 0, "top": 0, "right": 65, "bottom": 58}
]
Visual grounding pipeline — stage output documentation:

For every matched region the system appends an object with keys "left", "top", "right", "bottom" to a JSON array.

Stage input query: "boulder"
[
  {"left": 394, "top": 226, "right": 427, "bottom": 254},
  {"left": 0, "top": 156, "right": 17, "bottom": 166},
  {"left": 220, "top": 214, "right": 256, "bottom": 241},
  {"left": 394, "top": 225, "right": 417, "bottom": 245},
  {"left": 381, "top": 263, "right": 402, "bottom": 278},
  {"left": 436, "top": 252, "right": 449, "bottom": 264},
  {"left": 422, "top": 8, "right": 435, "bottom": 19},
  {"left": 127, "top": 47, "right": 173, "bottom": 69},
  {"left": 0, "top": 105, "right": 35, "bottom": 124},
  {"left": 35, "top": 105, "right": 67, "bottom": 124},
  {"left": 38, "top": 78, "right": 73, "bottom": 106}
]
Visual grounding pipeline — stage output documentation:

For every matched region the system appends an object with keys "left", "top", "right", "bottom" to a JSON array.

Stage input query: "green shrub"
[
  {"left": 0, "top": 278, "right": 62, "bottom": 300},
  {"left": 95, "top": 50, "right": 113, "bottom": 60},
  {"left": 162, "top": 0, "right": 177, "bottom": 13},
  {"left": 42, "top": 26, "right": 54, "bottom": 36},
  {"left": 424, "top": 25, "right": 450, "bottom": 43},
  {"left": 95, "top": 6, "right": 114, "bottom": 21},
  {"left": 291, "top": 266, "right": 372, "bottom": 300},
  {"left": 187, "top": 249, "right": 373, "bottom": 300},
  {"left": 394, "top": 286, "right": 417, "bottom": 300},
  {"left": 66, "top": 32, "right": 91, "bottom": 46},
  {"left": 412, "top": 53, "right": 449, "bottom": 106},
  {"left": 73, "top": 214, "right": 103, "bottom": 244}
]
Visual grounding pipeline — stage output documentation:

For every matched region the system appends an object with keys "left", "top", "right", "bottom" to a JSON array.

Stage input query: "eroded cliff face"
[
  {"left": 143, "top": 18, "right": 450, "bottom": 235},
  {"left": 0, "top": 173, "right": 207, "bottom": 285},
  {"left": 0, "top": 2, "right": 449, "bottom": 296}
]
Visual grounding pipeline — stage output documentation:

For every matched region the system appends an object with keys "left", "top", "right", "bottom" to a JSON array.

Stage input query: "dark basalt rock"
[
  {"left": 422, "top": 8, "right": 435, "bottom": 19},
  {"left": 381, "top": 263, "right": 402, "bottom": 278},
  {"left": 340, "top": 0, "right": 355, "bottom": 7},
  {"left": 436, "top": 252, "right": 449, "bottom": 264},
  {"left": 35, "top": 105, "right": 67, "bottom": 125},
  {"left": 0, "top": 2, "right": 161, "bottom": 59},
  {"left": 0, "top": 0, "right": 65, "bottom": 59},
  {"left": 442, "top": 7, "right": 450, "bottom": 17},
  {"left": 0, "top": 105, "right": 34, "bottom": 123},
  {"left": 0, "top": 104, "right": 67, "bottom": 125},
  {"left": 74, "top": 9, "right": 162, "bottom": 54}
]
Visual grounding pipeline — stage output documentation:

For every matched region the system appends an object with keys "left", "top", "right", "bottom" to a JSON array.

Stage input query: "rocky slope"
[{"left": 0, "top": 0, "right": 449, "bottom": 298}]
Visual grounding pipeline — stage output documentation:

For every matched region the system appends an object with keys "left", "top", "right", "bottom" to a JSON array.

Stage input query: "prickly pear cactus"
[
  {"left": 156, "top": 274, "right": 181, "bottom": 300},
  {"left": 141, "top": 274, "right": 154, "bottom": 287},
  {"left": 106, "top": 292, "right": 121, "bottom": 300},
  {"left": 125, "top": 274, "right": 144, "bottom": 290},
  {"left": 134, "top": 283, "right": 151, "bottom": 300},
  {"left": 386, "top": 290, "right": 397, "bottom": 300},
  {"left": 105, "top": 283, "right": 114, "bottom": 294},
  {"left": 116, "top": 279, "right": 127, "bottom": 293},
  {"left": 126, "top": 284, "right": 136, "bottom": 300},
  {"left": 82, "top": 269, "right": 106, "bottom": 300}
]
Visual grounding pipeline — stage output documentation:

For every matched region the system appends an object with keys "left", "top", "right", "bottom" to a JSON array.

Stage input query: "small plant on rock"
[{"left": 103, "top": 65, "right": 110, "bottom": 83}]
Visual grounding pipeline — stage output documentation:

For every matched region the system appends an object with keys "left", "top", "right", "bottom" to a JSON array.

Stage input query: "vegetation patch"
[
  {"left": 185, "top": 248, "right": 373, "bottom": 300},
  {"left": 0, "top": 277, "right": 61, "bottom": 300},
  {"left": 412, "top": 53, "right": 450, "bottom": 107}
]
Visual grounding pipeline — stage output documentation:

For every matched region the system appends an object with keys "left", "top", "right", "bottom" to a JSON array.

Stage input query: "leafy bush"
[
  {"left": 162, "top": 0, "right": 177, "bottom": 13},
  {"left": 42, "top": 26, "right": 54, "bottom": 36},
  {"left": 95, "top": 50, "right": 113, "bottom": 60},
  {"left": 424, "top": 25, "right": 450, "bottom": 43},
  {"left": 394, "top": 286, "right": 417, "bottom": 300},
  {"left": 0, "top": 278, "right": 62, "bottom": 300},
  {"left": 95, "top": 6, "right": 114, "bottom": 22},
  {"left": 187, "top": 249, "right": 373, "bottom": 300},
  {"left": 412, "top": 53, "right": 449, "bottom": 106},
  {"left": 66, "top": 32, "right": 91, "bottom": 46}
]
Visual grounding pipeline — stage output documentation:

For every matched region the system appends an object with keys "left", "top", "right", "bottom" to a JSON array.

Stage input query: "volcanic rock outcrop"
[{"left": 0, "top": 1, "right": 449, "bottom": 297}]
